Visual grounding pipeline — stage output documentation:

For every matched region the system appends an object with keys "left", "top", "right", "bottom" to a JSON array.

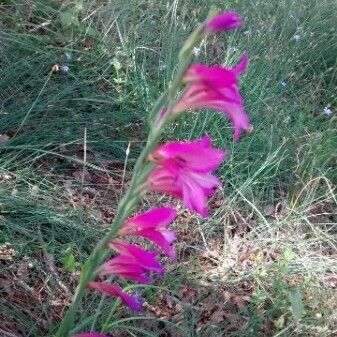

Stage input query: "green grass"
[{"left": 0, "top": 0, "right": 336, "bottom": 336}]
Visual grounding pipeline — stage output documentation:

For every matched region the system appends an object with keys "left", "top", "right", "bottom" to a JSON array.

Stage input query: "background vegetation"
[{"left": 0, "top": 0, "right": 336, "bottom": 336}]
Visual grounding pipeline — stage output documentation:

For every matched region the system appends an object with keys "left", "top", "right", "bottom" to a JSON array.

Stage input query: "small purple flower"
[{"left": 60, "top": 65, "right": 70, "bottom": 75}]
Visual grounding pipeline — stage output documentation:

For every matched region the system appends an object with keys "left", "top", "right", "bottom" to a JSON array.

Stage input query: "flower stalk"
[
  {"left": 55, "top": 24, "right": 204, "bottom": 337},
  {"left": 55, "top": 10, "right": 250, "bottom": 337},
  {"left": 56, "top": 133, "right": 161, "bottom": 337}
]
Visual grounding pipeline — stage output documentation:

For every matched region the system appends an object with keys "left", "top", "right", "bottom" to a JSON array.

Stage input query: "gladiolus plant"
[{"left": 54, "top": 10, "right": 250, "bottom": 337}]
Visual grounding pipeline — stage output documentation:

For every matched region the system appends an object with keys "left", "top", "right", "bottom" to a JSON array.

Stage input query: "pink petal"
[
  {"left": 118, "top": 273, "right": 151, "bottom": 284},
  {"left": 188, "top": 171, "right": 222, "bottom": 191},
  {"left": 108, "top": 240, "right": 164, "bottom": 274},
  {"left": 124, "top": 207, "right": 177, "bottom": 230},
  {"left": 100, "top": 256, "right": 152, "bottom": 284},
  {"left": 147, "top": 136, "right": 226, "bottom": 216},
  {"left": 182, "top": 180, "right": 208, "bottom": 217},
  {"left": 233, "top": 53, "right": 249, "bottom": 75},
  {"left": 203, "top": 11, "right": 242, "bottom": 34},
  {"left": 184, "top": 64, "right": 237, "bottom": 87},
  {"left": 161, "top": 230, "right": 176, "bottom": 243},
  {"left": 88, "top": 282, "right": 142, "bottom": 311},
  {"left": 213, "top": 92, "right": 250, "bottom": 140},
  {"left": 174, "top": 84, "right": 250, "bottom": 140},
  {"left": 151, "top": 136, "right": 227, "bottom": 173},
  {"left": 187, "top": 55, "right": 249, "bottom": 86},
  {"left": 147, "top": 167, "right": 182, "bottom": 198},
  {"left": 180, "top": 172, "right": 220, "bottom": 216},
  {"left": 137, "top": 228, "right": 176, "bottom": 259}
]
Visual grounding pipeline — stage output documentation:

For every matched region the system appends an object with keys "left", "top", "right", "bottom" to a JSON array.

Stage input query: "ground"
[{"left": 0, "top": 0, "right": 336, "bottom": 336}]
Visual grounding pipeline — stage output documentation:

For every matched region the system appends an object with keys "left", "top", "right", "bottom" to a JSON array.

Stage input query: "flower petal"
[
  {"left": 88, "top": 282, "right": 142, "bottom": 311},
  {"left": 100, "top": 256, "right": 152, "bottom": 284},
  {"left": 124, "top": 207, "right": 177, "bottom": 230},
  {"left": 181, "top": 175, "right": 209, "bottom": 217},
  {"left": 203, "top": 11, "right": 242, "bottom": 34},
  {"left": 233, "top": 53, "right": 249, "bottom": 75},
  {"left": 184, "top": 64, "right": 237, "bottom": 87},
  {"left": 108, "top": 240, "right": 164, "bottom": 274},
  {"left": 147, "top": 167, "right": 182, "bottom": 198},
  {"left": 137, "top": 228, "right": 176, "bottom": 259},
  {"left": 151, "top": 136, "right": 227, "bottom": 173}
]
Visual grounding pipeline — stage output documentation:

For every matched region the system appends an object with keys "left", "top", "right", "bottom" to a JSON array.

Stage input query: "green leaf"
[{"left": 60, "top": 247, "right": 80, "bottom": 272}]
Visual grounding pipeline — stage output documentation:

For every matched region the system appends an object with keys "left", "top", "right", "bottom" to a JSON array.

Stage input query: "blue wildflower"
[{"left": 60, "top": 65, "right": 70, "bottom": 75}]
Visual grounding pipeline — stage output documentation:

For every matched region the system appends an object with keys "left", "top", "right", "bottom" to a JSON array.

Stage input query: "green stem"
[{"left": 55, "top": 129, "right": 161, "bottom": 337}]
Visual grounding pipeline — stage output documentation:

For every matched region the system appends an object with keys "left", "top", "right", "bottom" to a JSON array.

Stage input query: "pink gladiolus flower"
[
  {"left": 100, "top": 255, "right": 152, "bottom": 284},
  {"left": 119, "top": 207, "right": 177, "bottom": 258},
  {"left": 72, "top": 333, "right": 111, "bottom": 337},
  {"left": 89, "top": 281, "right": 142, "bottom": 311},
  {"left": 108, "top": 240, "right": 164, "bottom": 274},
  {"left": 203, "top": 11, "right": 242, "bottom": 34},
  {"left": 147, "top": 136, "right": 226, "bottom": 217},
  {"left": 173, "top": 53, "right": 250, "bottom": 140}
]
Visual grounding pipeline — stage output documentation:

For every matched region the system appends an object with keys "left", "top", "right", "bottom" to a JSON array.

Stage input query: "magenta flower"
[
  {"left": 173, "top": 54, "right": 250, "bottom": 140},
  {"left": 203, "top": 11, "right": 242, "bottom": 34},
  {"left": 119, "top": 207, "right": 177, "bottom": 258},
  {"left": 87, "top": 210, "right": 176, "bottom": 313},
  {"left": 100, "top": 255, "right": 154, "bottom": 284},
  {"left": 108, "top": 240, "right": 164, "bottom": 274},
  {"left": 72, "top": 333, "right": 111, "bottom": 337},
  {"left": 147, "top": 136, "right": 226, "bottom": 217},
  {"left": 89, "top": 281, "right": 142, "bottom": 311}
]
